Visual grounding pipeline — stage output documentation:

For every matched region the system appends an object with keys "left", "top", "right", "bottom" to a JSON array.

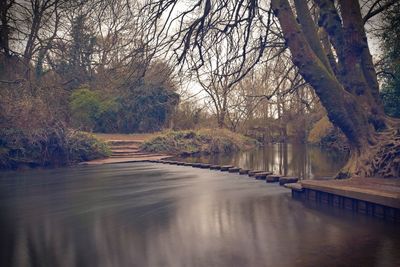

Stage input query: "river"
[
  {"left": 0, "top": 160, "right": 399, "bottom": 266},
  {"left": 171, "top": 143, "right": 349, "bottom": 180}
]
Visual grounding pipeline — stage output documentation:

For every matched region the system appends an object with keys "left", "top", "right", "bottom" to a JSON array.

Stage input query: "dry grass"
[{"left": 140, "top": 128, "right": 258, "bottom": 155}]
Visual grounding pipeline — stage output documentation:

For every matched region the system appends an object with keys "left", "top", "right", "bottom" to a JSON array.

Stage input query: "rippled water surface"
[
  {"left": 0, "top": 163, "right": 399, "bottom": 267},
  {"left": 171, "top": 143, "right": 349, "bottom": 179}
]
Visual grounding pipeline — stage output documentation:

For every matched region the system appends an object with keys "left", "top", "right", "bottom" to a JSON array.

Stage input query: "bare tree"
[{"left": 144, "top": 0, "right": 400, "bottom": 178}]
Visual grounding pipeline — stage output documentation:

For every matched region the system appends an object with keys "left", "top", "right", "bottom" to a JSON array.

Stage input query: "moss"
[
  {"left": 0, "top": 128, "right": 110, "bottom": 169},
  {"left": 140, "top": 128, "right": 258, "bottom": 155}
]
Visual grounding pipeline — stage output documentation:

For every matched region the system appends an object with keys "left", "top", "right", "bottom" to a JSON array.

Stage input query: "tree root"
[{"left": 337, "top": 127, "right": 400, "bottom": 178}]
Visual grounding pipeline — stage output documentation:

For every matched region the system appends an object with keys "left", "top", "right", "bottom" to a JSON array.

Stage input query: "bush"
[
  {"left": 0, "top": 127, "right": 110, "bottom": 169},
  {"left": 69, "top": 84, "right": 179, "bottom": 133},
  {"left": 69, "top": 87, "right": 119, "bottom": 132},
  {"left": 140, "top": 128, "right": 258, "bottom": 155},
  {"left": 116, "top": 84, "right": 179, "bottom": 133},
  {"left": 308, "top": 116, "right": 349, "bottom": 151}
]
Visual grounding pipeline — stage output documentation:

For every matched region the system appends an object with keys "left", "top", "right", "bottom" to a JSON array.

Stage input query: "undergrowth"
[
  {"left": 140, "top": 128, "right": 258, "bottom": 155},
  {"left": 0, "top": 127, "right": 110, "bottom": 169}
]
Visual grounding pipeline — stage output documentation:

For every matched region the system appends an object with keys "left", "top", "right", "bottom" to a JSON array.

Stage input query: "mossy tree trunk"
[{"left": 271, "top": 0, "right": 399, "bottom": 178}]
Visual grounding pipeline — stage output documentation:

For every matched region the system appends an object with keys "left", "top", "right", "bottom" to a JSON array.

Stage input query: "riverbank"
[
  {"left": 82, "top": 133, "right": 170, "bottom": 165},
  {"left": 84, "top": 129, "right": 259, "bottom": 165},
  {"left": 0, "top": 129, "right": 110, "bottom": 169},
  {"left": 140, "top": 129, "right": 258, "bottom": 156}
]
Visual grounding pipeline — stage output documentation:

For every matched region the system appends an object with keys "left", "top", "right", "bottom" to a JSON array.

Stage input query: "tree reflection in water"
[
  {"left": 173, "top": 143, "right": 349, "bottom": 180},
  {"left": 0, "top": 163, "right": 398, "bottom": 267}
]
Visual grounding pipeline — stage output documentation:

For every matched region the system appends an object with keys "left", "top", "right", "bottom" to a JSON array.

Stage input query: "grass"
[{"left": 140, "top": 128, "right": 258, "bottom": 156}]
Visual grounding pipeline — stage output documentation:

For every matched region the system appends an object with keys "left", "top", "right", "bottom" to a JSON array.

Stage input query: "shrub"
[
  {"left": 116, "top": 85, "right": 179, "bottom": 133},
  {"left": 308, "top": 116, "right": 349, "bottom": 151},
  {"left": 0, "top": 127, "right": 110, "bottom": 169},
  {"left": 69, "top": 87, "right": 119, "bottom": 132},
  {"left": 140, "top": 128, "right": 258, "bottom": 155},
  {"left": 69, "top": 84, "right": 179, "bottom": 133}
]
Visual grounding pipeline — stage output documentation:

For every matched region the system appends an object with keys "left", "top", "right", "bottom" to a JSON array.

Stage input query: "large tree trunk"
[
  {"left": 0, "top": 0, "right": 11, "bottom": 57},
  {"left": 271, "top": 0, "right": 400, "bottom": 178}
]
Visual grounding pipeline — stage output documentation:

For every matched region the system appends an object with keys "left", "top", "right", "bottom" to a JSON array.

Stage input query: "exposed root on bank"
[{"left": 337, "top": 126, "right": 400, "bottom": 178}]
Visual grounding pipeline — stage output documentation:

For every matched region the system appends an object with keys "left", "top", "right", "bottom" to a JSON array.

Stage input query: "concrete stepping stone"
[
  {"left": 192, "top": 163, "right": 203, "bottom": 168},
  {"left": 200, "top": 163, "right": 211, "bottom": 168},
  {"left": 228, "top": 167, "right": 240, "bottom": 173},
  {"left": 183, "top": 162, "right": 193, "bottom": 166},
  {"left": 284, "top": 183, "right": 303, "bottom": 191},
  {"left": 220, "top": 165, "right": 234, "bottom": 171},
  {"left": 248, "top": 170, "right": 266, "bottom": 177},
  {"left": 210, "top": 165, "right": 221, "bottom": 170},
  {"left": 266, "top": 174, "right": 281, "bottom": 183},
  {"left": 279, "top": 176, "right": 299, "bottom": 186},
  {"left": 255, "top": 172, "right": 273, "bottom": 180},
  {"left": 239, "top": 169, "right": 250, "bottom": 175}
]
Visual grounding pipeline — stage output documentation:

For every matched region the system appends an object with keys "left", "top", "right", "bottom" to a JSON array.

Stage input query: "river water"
[
  {"left": 0, "top": 162, "right": 399, "bottom": 267},
  {"left": 171, "top": 143, "right": 349, "bottom": 180}
]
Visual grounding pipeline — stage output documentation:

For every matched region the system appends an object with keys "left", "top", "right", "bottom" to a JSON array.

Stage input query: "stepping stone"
[
  {"left": 176, "top": 162, "right": 185, "bottom": 166},
  {"left": 210, "top": 165, "right": 221, "bottom": 170},
  {"left": 279, "top": 176, "right": 299, "bottom": 186},
  {"left": 255, "top": 172, "right": 273, "bottom": 180},
  {"left": 169, "top": 161, "right": 179, "bottom": 165},
  {"left": 239, "top": 169, "right": 250, "bottom": 175},
  {"left": 248, "top": 170, "right": 266, "bottom": 177},
  {"left": 192, "top": 163, "right": 202, "bottom": 168},
  {"left": 266, "top": 174, "right": 281, "bottom": 183},
  {"left": 220, "top": 165, "right": 234, "bottom": 171},
  {"left": 200, "top": 163, "right": 211, "bottom": 168},
  {"left": 284, "top": 183, "right": 303, "bottom": 191},
  {"left": 228, "top": 167, "right": 240, "bottom": 173},
  {"left": 183, "top": 162, "right": 193, "bottom": 166}
]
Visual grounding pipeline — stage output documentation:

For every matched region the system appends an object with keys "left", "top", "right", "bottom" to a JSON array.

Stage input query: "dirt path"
[{"left": 81, "top": 133, "right": 170, "bottom": 165}]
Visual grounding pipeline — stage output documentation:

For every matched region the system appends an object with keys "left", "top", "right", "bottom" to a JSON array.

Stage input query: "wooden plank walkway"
[
  {"left": 286, "top": 178, "right": 400, "bottom": 222},
  {"left": 300, "top": 178, "right": 400, "bottom": 209}
]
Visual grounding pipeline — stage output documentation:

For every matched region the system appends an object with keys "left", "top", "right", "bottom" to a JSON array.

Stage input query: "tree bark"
[
  {"left": 271, "top": 0, "right": 399, "bottom": 178},
  {"left": 0, "top": 0, "right": 12, "bottom": 57}
]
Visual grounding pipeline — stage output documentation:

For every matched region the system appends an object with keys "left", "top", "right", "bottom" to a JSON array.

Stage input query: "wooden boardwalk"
[
  {"left": 287, "top": 178, "right": 400, "bottom": 221},
  {"left": 300, "top": 178, "right": 400, "bottom": 209}
]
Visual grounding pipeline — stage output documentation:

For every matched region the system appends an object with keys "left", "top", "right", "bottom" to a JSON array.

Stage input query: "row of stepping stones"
[{"left": 147, "top": 160, "right": 299, "bottom": 186}]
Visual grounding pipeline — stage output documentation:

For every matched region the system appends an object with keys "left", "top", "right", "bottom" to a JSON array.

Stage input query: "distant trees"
[
  {"left": 379, "top": 2, "right": 400, "bottom": 117},
  {"left": 0, "top": 0, "right": 179, "bottom": 134}
]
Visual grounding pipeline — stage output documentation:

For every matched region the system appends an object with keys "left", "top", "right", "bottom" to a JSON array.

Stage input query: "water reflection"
[
  {"left": 0, "top": 163, "right": 399, "bottom": 267},
  {"left": 172, "top": 143, "right": 348, "bottom": 179}
]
